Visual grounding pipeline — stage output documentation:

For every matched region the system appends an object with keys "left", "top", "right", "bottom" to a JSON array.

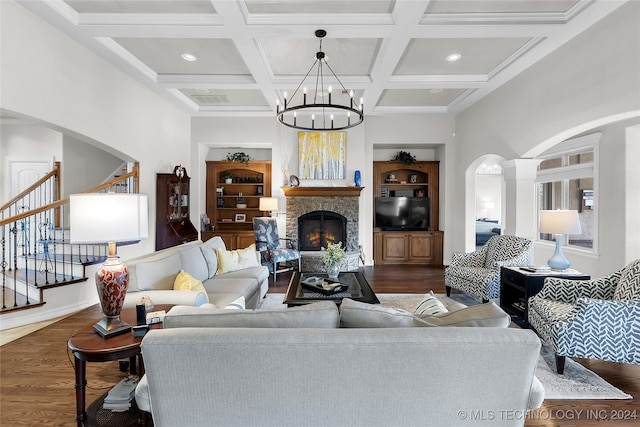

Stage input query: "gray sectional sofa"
[
  {"left": 122, "top": 237, "right": 269, "bottom": 310},
  {"left": 136, "top": 299, "right": 544, "bottom": 427}
]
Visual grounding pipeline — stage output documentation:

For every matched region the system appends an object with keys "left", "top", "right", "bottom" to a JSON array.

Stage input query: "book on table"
[{"left": 104, "top": 375, "right": 138, "bottom": 411}]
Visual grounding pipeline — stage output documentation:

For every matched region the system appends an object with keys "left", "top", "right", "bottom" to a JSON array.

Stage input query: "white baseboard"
[{"left": 0, "top": 296, "right": 99, "bottom": 331}]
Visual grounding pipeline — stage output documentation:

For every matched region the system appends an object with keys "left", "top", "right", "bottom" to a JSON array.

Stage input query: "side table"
[
  {"left": 500, "top": 267, "right": 589, "bottom": 328},
  {"left": 67, "top": 304, "right": 172, "bottom": 427}
]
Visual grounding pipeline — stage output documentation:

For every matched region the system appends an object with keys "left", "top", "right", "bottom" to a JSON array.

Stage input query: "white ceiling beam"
[
  {"left": 366, "top": 0, "right": 433, "bottom": 114},
  {"left": 209, "top": 0, "right": 281, "bottom": 117}
]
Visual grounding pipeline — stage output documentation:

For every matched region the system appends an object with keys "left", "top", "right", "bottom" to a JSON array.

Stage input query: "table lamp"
[
  {"left": 539, "top": 209, "right": 581, "bottom": 270},
  {"left": 259, "top": 197, "right": 278, "bottom": 216},
  {"left": 70, "top": 193, "right": 148, "bottom": 338}
]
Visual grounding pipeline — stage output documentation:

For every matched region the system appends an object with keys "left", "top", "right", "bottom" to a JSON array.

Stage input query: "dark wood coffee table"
[
  {"left": 67, "top": 304, "right": 172, "bottom": 426},
  {"left": 284, "top": 271, "right": 379, "bottom": 307}
]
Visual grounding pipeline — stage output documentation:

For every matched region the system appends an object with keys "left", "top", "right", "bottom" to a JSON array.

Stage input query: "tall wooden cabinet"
[
  {"left": 203, "top": 161, "right": 272, "bottom": 250},
  {"left": 373, "top": 161, "right": 443, "bottom": 265},
  {"left": 155, "top": 165, "right": 198, "bottom": 251}
]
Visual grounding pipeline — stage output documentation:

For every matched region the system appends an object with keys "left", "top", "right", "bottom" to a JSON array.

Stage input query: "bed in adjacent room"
[{"left": 476, "top": 219, "right": 501, "bottom": 246}]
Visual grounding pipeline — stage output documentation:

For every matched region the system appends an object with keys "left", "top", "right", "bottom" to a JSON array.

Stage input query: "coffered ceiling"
[{"left": 16, "top": 0, "right": 626, "bottom": 118}]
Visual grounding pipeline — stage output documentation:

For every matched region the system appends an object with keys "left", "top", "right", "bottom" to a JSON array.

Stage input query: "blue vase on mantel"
[{"left": 354, "top": 170, "right": 362, "bottom": 187}]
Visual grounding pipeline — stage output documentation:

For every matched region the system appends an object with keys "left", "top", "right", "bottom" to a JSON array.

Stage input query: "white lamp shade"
[
  {"left": 259, "top": 197, "right": 279, "bottom": 211},
  {"left": 539, "top": 210, "right": 582, "bottom": 235},
  {"left": 70, "top": 193, "right": 149, "bottom": 244}
]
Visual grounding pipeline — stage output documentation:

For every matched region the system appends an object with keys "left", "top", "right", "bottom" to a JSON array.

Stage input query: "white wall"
[
  {"left": 1, "top": 123, "right": 62, "bottom": 202},
  {"left": 475, "top": 175, "right": 502, "bottom": 221},
  {"left": 454, "top": 1, "right": 640, "bottom": 277},
  {"left": 626, "top": 125, "right": 640, "bottom": 263},
  {"left": 62, "top": 135, "right": 126, "bottom": 197}
]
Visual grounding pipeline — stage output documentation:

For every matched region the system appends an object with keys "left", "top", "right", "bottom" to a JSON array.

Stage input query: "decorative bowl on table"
[{"left": 301, "top": 276, "right": 348, "bottom": 295}]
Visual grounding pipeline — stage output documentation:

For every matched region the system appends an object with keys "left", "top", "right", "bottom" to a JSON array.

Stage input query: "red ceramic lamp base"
[{"left": 94, "top": 250, "right": 131, "bottom": 339}]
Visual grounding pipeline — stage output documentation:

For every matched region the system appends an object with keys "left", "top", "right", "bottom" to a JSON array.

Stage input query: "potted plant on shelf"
[
  {"left": 222, "top": 173, "right": 233, "bottom": 184},
  {"left": 321, "top": 242, "right": 345, "bottom": 279},
  {"left": 236, "top": 196, "right": 247, "bottom": 209},
  {"left": 226, "top": 152, "right": 252, "bottom": 166},
  {"left": 392, "top": 151, "right": 417, "bottom": 165}
]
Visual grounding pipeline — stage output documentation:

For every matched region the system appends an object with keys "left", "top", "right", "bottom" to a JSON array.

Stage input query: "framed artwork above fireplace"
[{"left": 298, "top": 131, "right": 346, "bottom": 180}]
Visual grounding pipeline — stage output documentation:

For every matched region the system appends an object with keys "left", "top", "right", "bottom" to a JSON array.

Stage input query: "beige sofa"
[
  {"left": 122, "top": 237, "right": 269, "bottom": 310},
  {"left": 137, "top": 300, "right": 544, "bottom": 427}
]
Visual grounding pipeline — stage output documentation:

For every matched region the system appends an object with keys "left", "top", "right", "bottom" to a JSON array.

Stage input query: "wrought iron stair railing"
[{"left": 0, "top": 162, "right": 139, "bottom": 313}]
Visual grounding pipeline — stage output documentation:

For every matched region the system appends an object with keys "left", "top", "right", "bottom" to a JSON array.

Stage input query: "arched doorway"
[{"left": 465, "top": 155, "right": 506, "bottom": 252}]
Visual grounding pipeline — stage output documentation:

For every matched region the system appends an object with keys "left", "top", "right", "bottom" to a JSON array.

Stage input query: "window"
[{"left": 536, "top": 134, "right": 600, "bottom": 251}]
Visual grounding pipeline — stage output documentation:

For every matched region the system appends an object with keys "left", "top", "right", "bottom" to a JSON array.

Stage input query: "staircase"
[{"left": 1, "top": 162, "right": 139, "bottom": 315}]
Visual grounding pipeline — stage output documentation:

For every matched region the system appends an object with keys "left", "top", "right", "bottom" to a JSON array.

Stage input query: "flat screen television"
[{"left": 375, "top": 197, "right": 430, "bottom": 230}]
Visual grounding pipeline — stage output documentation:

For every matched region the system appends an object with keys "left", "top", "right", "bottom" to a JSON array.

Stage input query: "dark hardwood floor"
[{"left": 1, "top": 265, "right": 638, "bottom": 426}]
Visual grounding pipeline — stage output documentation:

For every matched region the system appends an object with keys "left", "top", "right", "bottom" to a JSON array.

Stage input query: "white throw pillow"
[
  {"left": 224, "top": 296, "right": 245, "bottom": 310},
  {"left": 201, "top": 237, "right": 227, "bottom": 278},
  {"left": 414, "top": 291, "right": 449, "bottom": 316}
]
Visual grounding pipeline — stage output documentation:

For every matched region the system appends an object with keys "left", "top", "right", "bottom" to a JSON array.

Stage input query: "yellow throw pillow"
[
  {"left": 173, "top": 270, "right": 208, "bottom": 298},
  {"left": 216, "top": 244, "right": 260, "bottom": 275}
]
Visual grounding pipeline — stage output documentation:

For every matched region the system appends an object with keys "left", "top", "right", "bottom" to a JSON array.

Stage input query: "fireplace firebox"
[{"left": 298, "top": 211, "right": 347, "bottom": 251}]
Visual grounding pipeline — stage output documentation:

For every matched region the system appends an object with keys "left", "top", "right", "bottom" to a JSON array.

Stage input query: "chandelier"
[{"left": 276, "top": 30, "right": 364, "bottom": 131}]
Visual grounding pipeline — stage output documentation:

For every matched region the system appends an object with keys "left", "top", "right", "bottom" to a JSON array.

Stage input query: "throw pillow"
[
  {"left": 200, "top": 247, "right": 218, "bottom": 279},
  {"left": 613, "top": 259, "right": 640, "bottom": 300},
  {"left": 414, "top": 291, "right": 449, "bottom": 316},
  {"left": 173, "top": 270, "right": 208, "bottom": 300},
  {"left": 216, "top": 244, "right": 260, "bottom": 275},
  {"left": 339, "top": 298, "right": 436, "bottom": 328},
  {"left": 224, "top": 296, "right": 245, "bottom": 310},
  {"left": 201, "top": 237, "right": 227, "bottom": 278},
  {"left": 164, "top": 301, "right": 340, "bottom": 329},
  {"left": 199, "top": 297, "right": 245, "bottom": 309},
  {"left": 178, "top": 246, "right": 209, "bottom": 282},
  {"left": 415, "top": 302, "right": 511, "bottom": 328}
]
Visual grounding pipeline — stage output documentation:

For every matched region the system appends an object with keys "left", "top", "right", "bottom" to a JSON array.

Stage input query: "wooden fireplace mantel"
[{"left": 282, "top": 186, "right": 364, "bottom": 197}]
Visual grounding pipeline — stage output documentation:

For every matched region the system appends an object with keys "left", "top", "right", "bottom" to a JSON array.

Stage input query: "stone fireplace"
[{"left": 284, "top": 186, "right": 363, "bottom": 271}]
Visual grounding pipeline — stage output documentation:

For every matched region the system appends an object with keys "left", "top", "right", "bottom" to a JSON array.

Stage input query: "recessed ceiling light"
[
  {"left": 446, "top": 53, "right": 462, "bottom": 62},
  {"left": 181, "top": 53, "right": 198, "bottom": 62},
  {"left": 429, "top": 88, "right": 444, "bottom": 94}
]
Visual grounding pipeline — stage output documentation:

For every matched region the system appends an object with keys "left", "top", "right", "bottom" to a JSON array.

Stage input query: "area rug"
[{"left": 258, "top": 293, "right": 632, "bottom": 400}]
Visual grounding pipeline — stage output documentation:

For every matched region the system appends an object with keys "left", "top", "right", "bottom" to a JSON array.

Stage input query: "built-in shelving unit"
[
  {"left": 373, "top": 161, "right": 442, "bottom": 265},
  {"left": 203, "top": 161, "right": 272, "bottom": 250}
]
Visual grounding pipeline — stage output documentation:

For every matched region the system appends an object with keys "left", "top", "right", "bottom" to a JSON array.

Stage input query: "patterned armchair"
[
  {"left": 445, "top": 235, "right": 533, "bottom": 303},
  {"left": 252, "top": 217, "right": 301, "bottom": 282},
  {"left": 528, "top": 259, "right": 640, "bottom": 374}
]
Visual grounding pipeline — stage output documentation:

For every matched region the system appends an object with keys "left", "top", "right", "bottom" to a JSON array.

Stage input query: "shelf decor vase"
[
  {"left": 326, "top": 263, "right": 340, "bottom": 279},
  {"left": 354, "top": 170, "right": 361, "bottom": 187}
]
